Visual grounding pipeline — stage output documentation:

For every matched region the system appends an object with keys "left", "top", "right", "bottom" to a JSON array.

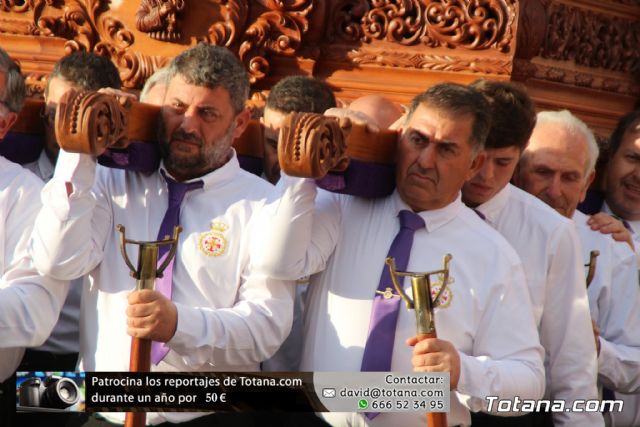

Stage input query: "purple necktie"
[
  {"left": 151, "top": 171, "right": 203, "bottom": 365},
  {"left": 361, "top": 209, "right": 425, "bottom": 370},
  {"left": 361, "top": 210, "right": 424, "bottom": 419}
]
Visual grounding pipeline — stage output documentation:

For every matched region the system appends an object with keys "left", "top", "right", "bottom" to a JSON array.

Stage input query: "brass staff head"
[
  {"left": 116, "top": 224, "right": 182, "bottom": 284},
  {"left": 585, "top": 250, "right": 600, "bottom": 288},
  {"left": 385, "top": 254, "right": 452, "bottom": 336}
]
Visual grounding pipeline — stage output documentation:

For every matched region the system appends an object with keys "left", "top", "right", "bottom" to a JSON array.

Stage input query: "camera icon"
[
  {"left": 19, "top": 376, "right": 80, "bottom": 409},
  {"left": 322, "top": 388, "right": 336, "bottom": 398}
]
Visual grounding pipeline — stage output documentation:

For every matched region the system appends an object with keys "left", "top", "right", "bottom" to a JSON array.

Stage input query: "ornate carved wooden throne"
[{"left": 0, "top": 0, "right": 637, "bottom": 139}]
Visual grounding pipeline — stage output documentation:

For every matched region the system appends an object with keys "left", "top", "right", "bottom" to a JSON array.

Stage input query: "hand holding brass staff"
[
  {"left": 117, "top": 224, "right": 182, "bottom": 427},
  {"left": 386, "top": 255, "right": 452, "bottom": 427}
]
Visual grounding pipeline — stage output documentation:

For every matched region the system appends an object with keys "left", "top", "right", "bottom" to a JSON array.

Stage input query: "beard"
[{"left": 159, "top": 117, "right": 235, "bottom": 177}]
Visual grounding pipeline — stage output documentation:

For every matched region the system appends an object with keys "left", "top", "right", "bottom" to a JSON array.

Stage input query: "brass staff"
[
  {"left": 117, "top": 224, "right": 182, "bottom": 427},
  {"left": 386, "top": 255, "right": 452, "bottom": 427},
  {"left": 585, "top": 250, "right": 600, "bottom": 288}
]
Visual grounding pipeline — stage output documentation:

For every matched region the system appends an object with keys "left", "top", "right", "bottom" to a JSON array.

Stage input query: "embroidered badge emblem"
[
  {"left": 430, "top": 273, "right": 454, "bottom": 309},
  {"left": 199, "top": 222, "right": 228, "bottom": 256}
]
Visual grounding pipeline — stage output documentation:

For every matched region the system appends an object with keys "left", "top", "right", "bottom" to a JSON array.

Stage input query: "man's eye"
[
  {"left": 496, "top": 159, "right": 512, "bottom": 167},
  {"left": 200, "top": 109, "right": 218, "bottom": 121},
  {"left": 534, "top": 168, "right": 552, "bottom": 176},
  {"left": 409, "top": 134, "right": 425, "bottom": 145},
  {"left": 438, "top": 144, "right": 455, "bottom": 155}
]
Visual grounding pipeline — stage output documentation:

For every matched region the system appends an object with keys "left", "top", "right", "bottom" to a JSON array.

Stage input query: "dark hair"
[
  {"left": 609, "top": 110, "right": 640, "bottom": 156},
  {"left": 167, "top": 43, "right": 249, "bottom": 114},
  {"left": 0, "top": 47, "right": 25, "bottom": 113},
  {"left": 266, "top": 76, "right": 336, "bottom": 114},
  {"left": 470, "top": 79, "right": 536, "bottom": 151},
  {"left": 406, "top": 83, "right": 492, "bottom": 152},
  {"left": 47, "top": 52, "right": 121, "bottom": 97}
]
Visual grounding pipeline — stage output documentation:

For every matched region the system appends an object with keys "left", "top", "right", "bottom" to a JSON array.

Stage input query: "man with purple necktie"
[
  {"left": 253, "top": 83, "right": 545, "bottom": 427},
  {"left": 29, "top": 44, "right": 295, "bottom": 426}
]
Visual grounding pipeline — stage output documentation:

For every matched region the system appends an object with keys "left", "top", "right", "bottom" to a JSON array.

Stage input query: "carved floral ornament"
[
  {"left": 331, "top": 0, "right": 517, "bottom": 53},
  {"left": 542, "top": 2, "right": 639, "bottom": 74}
]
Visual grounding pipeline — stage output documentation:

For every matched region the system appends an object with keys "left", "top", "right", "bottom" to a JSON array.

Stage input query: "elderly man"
[
  {"left": 515, "top": 110, "right": 640, "bottom": 427},
  {"left": 0, "top": 48, "right": 69, "bottom": 424},
  {"left": 29, "top": 43, "right": 294, "bottom": 425},
  {"left": 254, "top": 83, "right": 544, "bottom": 427},
  {"left": 461, "top": 81, "right": 601, "bottom": 427}
]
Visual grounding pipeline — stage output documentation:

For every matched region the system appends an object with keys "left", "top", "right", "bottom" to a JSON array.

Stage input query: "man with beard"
[{"left": 29, "top": 43, "right": 295, "bottom": 425}]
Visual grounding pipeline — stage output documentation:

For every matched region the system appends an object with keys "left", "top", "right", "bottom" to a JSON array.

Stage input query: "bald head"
[
  {"left": 348, "top": 95, "right": 403, "bottom": 130},
  {"left": 515, "top": 110, "right": 598, "bottom": 218}
]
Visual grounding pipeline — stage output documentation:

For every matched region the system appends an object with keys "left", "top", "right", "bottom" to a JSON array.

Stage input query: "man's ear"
[
  {"left": 0, "top": 111, "right": 17, "bottom": 140},
  {"left": 232, "top": 109, "right": 251, "bottom": 140},
  {"left": 466, "top": 150, "right": 486, "bottom": 181},
  {"left": 580, "top": 171, "right": 596, "bottom": 203}
]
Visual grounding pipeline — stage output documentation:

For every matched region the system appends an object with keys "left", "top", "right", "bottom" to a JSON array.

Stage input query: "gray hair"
[
  {"left": 166, "top": 43, "right": 249, "bottom": 114},
  {"left": 535, "top": 110, "right": 599, "bottom": 176},
  {"left": 405, "top": 83, "right": 491, "bottom": 154},
  {"left": 140, "top": 67, "right": 170, "bottom": 102},
  {"left": 0, "top": 47, "right": 25, "bottom": 114}
]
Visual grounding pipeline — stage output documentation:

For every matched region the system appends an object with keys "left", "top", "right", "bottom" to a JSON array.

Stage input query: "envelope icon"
[{"left": 322, "top": 388, "right": 336, "bottom": 398}]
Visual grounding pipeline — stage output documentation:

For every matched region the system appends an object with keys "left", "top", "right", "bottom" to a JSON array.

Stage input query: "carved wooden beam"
[{"left": 278, "top": 112, "right": 398, "bottom": 178}]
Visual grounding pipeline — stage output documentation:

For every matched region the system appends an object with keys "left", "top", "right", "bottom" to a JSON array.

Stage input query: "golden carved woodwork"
[{"left": 0, "top": 0, "right": 637, "bottom": 139}]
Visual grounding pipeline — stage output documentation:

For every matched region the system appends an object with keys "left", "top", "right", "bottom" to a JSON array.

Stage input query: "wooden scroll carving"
[
  {"left": 278, "top": 112, "right": 398, "bottom": 179},
  {"left": 50, "top": 89, "right": 262, "bottom": 159},
  {"left": 55, "top": 90, "right": 133, "bottom": 155},
  {"left": 278, "top": 113, "right": 351, "bottom": 179}
]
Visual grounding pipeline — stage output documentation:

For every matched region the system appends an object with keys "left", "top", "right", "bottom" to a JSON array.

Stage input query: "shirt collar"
[
  {"left": 38, "top": 150, "right": 55, "bottom": 182},
  {"left": 475, "top": 183, "right": 512, "bottom": 224},
  {"left": 159, "top": 148, "right": 240, "bottom": 190},
  {"left": 393, "top": 190, "right": 463, "bottom": 233}
]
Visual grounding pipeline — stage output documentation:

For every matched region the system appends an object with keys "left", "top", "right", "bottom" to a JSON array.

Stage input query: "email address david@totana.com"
[{"left": 486, "top": 396, "right": 623, "bottom": 413}]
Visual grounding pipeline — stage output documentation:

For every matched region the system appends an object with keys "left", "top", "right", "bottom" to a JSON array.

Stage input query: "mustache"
[{"left": 170, "top": 129, "right": 203, "bottom": 146}]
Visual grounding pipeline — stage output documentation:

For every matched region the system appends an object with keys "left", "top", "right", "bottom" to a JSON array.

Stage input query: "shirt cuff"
[
  {"left": 456, "top": 352, "right": 494, "bottom": 412},
  {"left": 53, "top": 150, "right": 96, "bottom": 193},
  {"left": 596, "top": 338, "right": 615, "bottom": 376},
  {"left": 168, "top": 302, "right": 221, "bottom": 366}
]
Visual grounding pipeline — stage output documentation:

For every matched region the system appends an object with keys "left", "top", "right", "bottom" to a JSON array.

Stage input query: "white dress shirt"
[
  {"left": 24, "top": 150, "right": 81, "bottom": 356},
  {"left": 573, "top": 210, "right": 640, "bottom": 394},
  {"left": 602, "top": 202, "right": 640, "bottom": 269},
  {"left": 0, "top": 156, "right": 69, "bottom": 381},
  {"left": 29, "top": 150, "right": 295, "bottom": 424},
  {"left": 476, "top": 184, "right": 602, "bottom": 427},
  {"left": 598, "top": 203, "right": 640, "bottom": 427},
  {"left": 254, "top": 177, "right": 544, "bottom": 427}
]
